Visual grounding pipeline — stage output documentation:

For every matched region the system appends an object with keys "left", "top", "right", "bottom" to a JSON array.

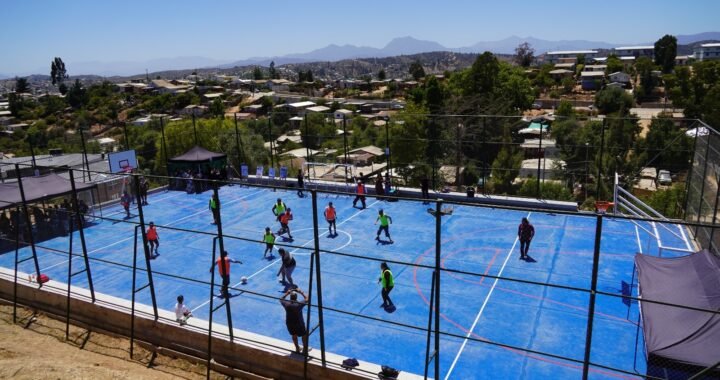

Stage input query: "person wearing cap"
[
  {"left": 280, "top": 287, "right": 308, "bottom": 354},
  {"left": 146, "top": 221, "right": 159, "bottom": 258},
  {"left": 263, "top": 227, "right": 276, "bottom": 258},
  {"left": 518, "top": 217, "right": 535, "bottom": 260},
  {"left": 352, "top": 180, "right": 366, "bottom": 209},
  {"left": 209, "top": 250, "right": 242, "bottom": 298},
  {"left": 374, "top": 209, "right": 393, "bottom": 243},
  {"left": 175, "top": 295, "right": 192, "bottom": 325},
  {"left": 276, "top": 248, "right": 297, "bottom": 286},
  {"left": 324, "top": 202, "right": 337, "bottom": 236},
  {"left": 272, "top": 198, "right": 287, "bottom": 222}
]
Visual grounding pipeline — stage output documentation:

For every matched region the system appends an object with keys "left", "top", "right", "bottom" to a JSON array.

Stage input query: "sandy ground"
[{"left": 0, "top": 304, "right": 223, "bottom": 380}]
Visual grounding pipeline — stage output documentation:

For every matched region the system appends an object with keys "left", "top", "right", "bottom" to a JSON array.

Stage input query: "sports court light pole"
[
  {"left": 234, "top": 113, "right": 244, "bottom": 167},
  {"left": 79, "top": 126, "right": 91, "bottom": 182},
  {"left": 191, "top": 112, "right": 199, "bottom": 146},
  {"left": 584, "top": 142, "right": 590, "bottom": 199},
  {"left": 159, "top": 117, "right": 169, "bottom": 177},
  {"left": 595, "top": 118, "right": 607, "bottom": 199},
  {"left": 536, "top": 120, "right": 544, "bottom": 198},
  {"left": 385, "top": 118, "right": 391, "bottom": 177}
]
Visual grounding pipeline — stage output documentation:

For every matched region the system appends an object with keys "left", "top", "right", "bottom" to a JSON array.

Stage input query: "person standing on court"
[
  {"left": 518, "top": 217, "right": 535, "bottom": 260},
  {"left": 375, "top": 173, "right": 385, "bottom": 200},
  {"left": 146, "top": 221, "right": 160, "bottom": 258},
  {"left": 375, "top": 209, "right": 393, "bottom": 243},
  {"left": 209, "top": 250, "right": 242, "bottom": 298},
  {"left": 280, "top": 288, "right": 309, "bottom": 354},
  {"left": 277, "top": 248, "right": 297, "bottom": 286},
  {"left": 209, "top": 193, "right": 220, "bottom": 225},
  {"left": 263, "top": 227, "right": 276, "bottom": 258},
  {"left": 378, "top": 262, "right": 394, "bottom": 309},
  {"left": 139, "top": 176, "right": 150, "bottom": 205},
  {"left": 121, "top": 191, "right": 132, "bottom": 218},
  {"left": 272, "top": 198, "right": 287, "bottom": 222},
  {"left": 296, "top": 169, "right": 305, "bottom": 198},
  {"left": 353, "top": 180, "right": 366, "bottom": 209},
  {"left": 324, "top": 202, "right": 337, "bottom": 236},
  {"left": 420, "top": 176, "right": 430, "bottom": 204},
  {"left": 277, "top": 208, "right": 294, "bottom": 240}
]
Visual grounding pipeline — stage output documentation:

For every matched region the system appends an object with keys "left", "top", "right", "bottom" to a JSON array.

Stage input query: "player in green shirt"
[{"left": 374, "top": 209, "right": 393, "bottom": 243}]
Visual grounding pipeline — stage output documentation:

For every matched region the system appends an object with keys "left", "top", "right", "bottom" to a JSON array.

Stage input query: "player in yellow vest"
[
  {"left": 374, "top": 209, "right": 393, "bottom": 243},
  {"left": 378, "top": 262, "right": 394, "bottom": 309},
  {"left": 263, "top": 227, "right": 276, "bottom": 259}
]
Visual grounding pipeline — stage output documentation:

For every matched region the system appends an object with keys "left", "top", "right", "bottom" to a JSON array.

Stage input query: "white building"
[
  {"left": 613, "top": 46, "right": 654, "bottom": 59},
  {"left": 694, "top": 43, "right": 720, "bottom": 61},
  {"left": 545, "top": 50, "right": 598, "bottom": 64}
]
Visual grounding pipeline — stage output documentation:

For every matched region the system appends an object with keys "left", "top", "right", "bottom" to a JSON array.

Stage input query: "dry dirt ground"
[{"left": 0, "top": 304, "right": 225, "bottom": 380}]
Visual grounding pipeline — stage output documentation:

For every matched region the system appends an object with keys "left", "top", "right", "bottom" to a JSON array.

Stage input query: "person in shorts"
[
  {"left": 146, "top": 221, "right": 159, "bottom": 258},
  {"left": 263, "top": 227, "right": 276, "bottom": 258},
  {"left": 175, "top": 295, "right": 192, "bottom": 325},
  {"left": 280, "top": 288, "right": 308, "bottom": 354}
]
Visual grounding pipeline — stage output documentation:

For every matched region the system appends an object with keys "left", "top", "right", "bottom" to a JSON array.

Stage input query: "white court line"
[
  {"left": 192, "top": 200, "right": 379, "bottom": 312},
  {"left": 444, "top": 212, "right": 532, "bottom": 380},
  {"left": 40, "top": 190, "right": 265, "bottom": 272},
  {"left": 635, "top": 225, "right": 643, "bottom": 254}
]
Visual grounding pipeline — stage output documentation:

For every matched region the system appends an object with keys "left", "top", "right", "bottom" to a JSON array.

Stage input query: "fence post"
[
  {"left": 14, "top": 164, "right": 41, "bottom": 279},
  {"left": 160, "top": 117, "right": 170, "bottom": 178},
  {"left": 311, "top": 190, "right": 326, "bottom": 363},
  {"left": 694, "top": 134, "right": 713, "bottom": 238},
  {"left": 234, "top": 113, "right": 244, "bottom": 167},
  {"left": 682, "top": 124, "right": 701, "bottom": 220},
  {"left": 132, "top": 174, "right": 158, "bottom": 319},
  {"left": 582, "top": 214, "right": 603, "bottom": 379},
  {"left": 595, "top": 118, "right": 606, "bottom": 199},
  {"left": 434, "top": 199, "right": 443, "bottom": 380},
  {"left": 68, "top": 169, "right": 95, "bottom": 301}
]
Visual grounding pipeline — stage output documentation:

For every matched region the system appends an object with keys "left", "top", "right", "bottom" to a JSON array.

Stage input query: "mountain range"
[{"left": 4, "top": 32, "right": 719, "bottom": 78}]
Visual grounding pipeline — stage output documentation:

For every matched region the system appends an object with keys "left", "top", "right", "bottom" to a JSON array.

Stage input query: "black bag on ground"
[{"left": 378, "top": 365, "right": 400, "bottom": 379}]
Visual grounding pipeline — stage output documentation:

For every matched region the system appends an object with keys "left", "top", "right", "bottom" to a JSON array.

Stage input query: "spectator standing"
[
  {"left": 375, "top": 173, "right": 385, "bottom": 200},
  {"left": 296, "top": 170, "right": 304, "bottom": 198},
  {"left": 421, "top": 176, "right": 430, "bottom": 204},
  {"left": 139, "top": 176, "right": 149, "bottom": 205},
  {"left": 120, "top": 191, "right": 132, "bottom": 218},
  {"left": 280, "top": 288, "right": 308, "bottom": 354}
]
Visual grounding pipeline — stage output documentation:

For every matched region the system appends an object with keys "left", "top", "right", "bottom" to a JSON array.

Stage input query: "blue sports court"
[{"left": 0, "top": 184, "right": 694, "bottom": 379}]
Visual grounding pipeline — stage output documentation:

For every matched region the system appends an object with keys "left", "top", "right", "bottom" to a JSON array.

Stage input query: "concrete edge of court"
[{"left": 0, "top": 267, "right": 424, "bottom": 380}]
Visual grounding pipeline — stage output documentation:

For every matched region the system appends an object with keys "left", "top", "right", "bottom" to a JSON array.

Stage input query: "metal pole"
[
  {"left": 694, "top": 135, "right": 713, "bottom": 238},
  {"left": 424, "top": 270, "right": 436, "bottom": 380},
  {"left": 206, "top": 236, "right": 219, "bottom": 379},
  {"left": 481, "top": 118, "right": 487, "bottom": 194},
  {"left": 708, "top": 171, "right": 720, "bottom": 252},
  {"left": 234, "top": 113, "right": 243, "bottom": 166},
  {"left": 268, "top": 116, "right": 274, "bottom": 169},
  {"left": 129, "top": 225, "right": 140, "bottom": 358},
  {"left": 68, "top": 169, "right": 95, "bottom": 301},
  {"left": 595, "top": 118, "right": 607, "bottom": 199},
  {"left": 536, "top": 121, "right": 543, "bottom": 198},
  {"left": 212, "top": 187, "right": 234, "bottom": 341},
  {"left": 582, "top": 214, "right": 604, "bottom": 379},
  {"left": 585, "top": 142, "right": 589, "bottom": 199},
  {"left": 434, "top": 199, "right": 442, "bottom": 380},
  {"left": 304, "top": 114, "right": 310, "bottom": 163},
  {"left": 682, "top": 127, "right": 701, "bottom": 219},
  {"left": 27, "top": 136, "right": 37, "bottom": 170},
  {"left": 385, "top": 119, "right": 391, "bottom": 175},
  {"left": 132, "top": 175, "right": 158, "bottom": 319},
  {"left": 311, "top": 191, "right": 327, "bottom": 363},
  {"left": 160, "top": 117, "right": 170, "bottom": 177},
  {"left": 342, "top": 115, "right": 349, "bottom": 165},
  {"left": 456, "top": 123, "right": 462, "bottom": 191},
  {"left": 123, "top": 123, "right": 130, "bottom": 150},
  {"left": 65, "top": 213, "right": 74, "bottom": 340},
  {"left": 12, "top": 207, "right": 20, "bottom": 323},
  {"left": 14, "top": 164, "right": 41, "bottom": 279},
  {"left": 79, "top": 127, "right": 91, "bottom": 182}
]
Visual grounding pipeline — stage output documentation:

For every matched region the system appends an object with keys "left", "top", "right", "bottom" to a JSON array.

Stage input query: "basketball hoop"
[{"left": 595, "top": 201, "right": 614, "bottom": 214}]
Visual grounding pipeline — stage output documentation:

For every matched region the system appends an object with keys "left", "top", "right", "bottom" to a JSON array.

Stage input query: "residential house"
[
  {"left": 5, "top": 123, "right": 28, "bottom": 134},
  {"left": 549, "top": 69, "right": 574, "bottom": 80},
  {"left": 243, "top": 104, "right": 264, "bottom": 115},
  {"left": 182, "top": 105, "right": 208, "bottom": 116},
  {"left": 633, "top": 167, "right": 658, "bottom": 196},
  {"left": 583, "top": 65, "right": 607, "bottom": 72},
  {"left": 334, "top": 109, "right": 353, "bottom": 120},
  {"left": 341, "top": 145, "right": 385, "bottom": 166},
  {"left": 148, "top": 79, "right": 189, "bottom": 94},
  {"left": 580, "top": 71, "right": 605, "bottom": 91},
  {"left": 288, "top": 101, "right": 316, "bottom": 116},
  {"left": 306, "top": 105, "right": 331, "bottom": 114},
  {"left": 613, "top": 46, "right": 654, "bottom": 59},
  {"left": 518, "top": 158, "right": 566, "bottom": 181},
  {"left": 608, "top": 72, "right": 631, "bottom": 88}
]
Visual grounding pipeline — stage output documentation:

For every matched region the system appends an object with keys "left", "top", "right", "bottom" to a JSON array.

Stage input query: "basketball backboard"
[{"left": 108, "top": 150, "right": 138, "bottom": 173}]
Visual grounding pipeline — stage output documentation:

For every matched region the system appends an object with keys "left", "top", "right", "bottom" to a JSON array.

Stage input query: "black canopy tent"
[
  {"left": 168, "top": 146, "right": 227, "bottom": 175},
  {"left": 0, "top": 173, "right": 97, "bottom": 209},
  {"left": 636, "top": 250, "right": 720, "bottom": 378}
]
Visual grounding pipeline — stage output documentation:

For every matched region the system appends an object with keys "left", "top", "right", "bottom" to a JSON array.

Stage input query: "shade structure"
[
  {"left": 635, "top": 250, "right": 720, "bottom": 374},
  {"left": 169, "top": 146, "right": 227, "bottom": 163},
  {"left": 0, "top": 173, "right": 97, "bottom": 209}
]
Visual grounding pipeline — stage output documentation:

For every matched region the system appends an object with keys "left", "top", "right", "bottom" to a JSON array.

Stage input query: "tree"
[
  {"left": 409, "top": 61, "right": 425, "bottom": 81},
  {"left": 50, "top": 57, "right": 69, "bottom": 88},
  {"left": 595, "top": 86, "right": 634, "bottom": 115},
  {"left": 605, "top": 54, "right": 623, "bottom": 74},
  {"left": 490, "top": 126, "right": 522, "bottom": 194},
  {"left": 378, "top": 69, "right": 386, "bottom": 81},
  {"left": 209, "top": 98, "right": 225, "bottom": 117},
  {"left": 305, "top": 69, "right": 313, "bottom": 82},
  {"left": 466, "top": 52, "right": 500, "bottom": 96},
  {"left": 514, "top": 42, "right": 535, "bottom": 67},
  {"left": 640, "top": 116, "right": 692, "bottom": 172},
  {"left": 654, "top": 34, "right": 677, "bottom": 74},
  {"left": 14, "top": 77, "right": 29, "bottom": 93},
  {"left": 635, "top": 57, "right": 658, "bottom": 98},
  {"left": 556, "top": 100, "right": 574, "bottom": 117},
  {"left": 67, "top": 79, "right": 88, "bottom": 109},
  {"left": 253, "top": 66, "right": 263, "bottom": 80},
  {"left": 269, "top": 61, "right": 278, "bottom": 79}
]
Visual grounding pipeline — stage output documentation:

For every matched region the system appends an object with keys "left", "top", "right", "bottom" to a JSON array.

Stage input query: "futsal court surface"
[{"left": 0, "top": 184, "right": 694, "bottom": 379}]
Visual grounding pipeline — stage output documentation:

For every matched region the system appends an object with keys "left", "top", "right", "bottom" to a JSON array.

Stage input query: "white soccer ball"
[{"left": 240, "top": 276, "right": 248, "bottom": 284}]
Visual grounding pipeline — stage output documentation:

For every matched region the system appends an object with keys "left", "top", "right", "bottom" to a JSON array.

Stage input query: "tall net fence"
[
  {"left": 0, "top": 160, "right": 719, "bottom": 379},
  {"left": 684, "top": 121, "right": 720, "bottom": 255}
]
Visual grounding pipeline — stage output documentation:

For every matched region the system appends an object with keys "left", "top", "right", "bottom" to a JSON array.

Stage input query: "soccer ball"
[{"left": 240, "top": 276, "right": 248, "bottom": 285}]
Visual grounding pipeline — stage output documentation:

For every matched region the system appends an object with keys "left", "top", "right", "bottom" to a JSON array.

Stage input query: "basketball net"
[
  {"left": 595, "top": 201, "right": 614, "bottom": 214},
  {"left": 120, "top": 165, "right": 133, "bottom": 198}
]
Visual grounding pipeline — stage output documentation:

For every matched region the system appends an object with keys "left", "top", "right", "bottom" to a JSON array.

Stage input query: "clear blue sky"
[{"left": 1, "top": 0, "right": 717, "bottom": 75}]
